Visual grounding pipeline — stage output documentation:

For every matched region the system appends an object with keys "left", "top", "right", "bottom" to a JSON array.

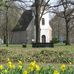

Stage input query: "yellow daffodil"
[
  {"left": 61, "top": 64, "right": 66, "bottom": 71},
  {"left": 12, "top": 64, "right": 15, "bottom": 69},
  {"left": 7, "top": 62, "right": 15, "bottom": 69},
  {"left": 18, "top": 65, "right": 22, "bottom": 70},
  {"left": 23, "top": 70, "right": 28, "bottom": 74},
  {"left": 28, "top": 66, "right": 34, "bottom": 71},
  {"left": 7, "top": 58, "right": 10, "bottom": 62},
  {"left": 18, "top": 60, "right": 23, "bottom": 65},
  {"left": 29, "top": 61, "right": 36, "bottom": 71},
  {"left": 53, "top": 70, "right": 59, "bottom": 74},
  {"left": 69, "top": 62, "right": 72, "bottom": 65},
  {"left": 29, "top": 61, "right": 40, "bottom": 71},
  {"left": 8, "top": 61, "right": 12, "bottom": 65},
  {"left": 8, "top": 64, "right": 12, "bottom": 69},
  {"left": 0, "top": 65, "right": 4, "bottom": 70},
  {"left": 29, "top": 61, "right": 36, "bottom": 67},
  {"left": 4, "top": 69, "right": 8, "bottom": 73},
  {"left": 35, "top": 64, "right": 40, "bottom": 71}
]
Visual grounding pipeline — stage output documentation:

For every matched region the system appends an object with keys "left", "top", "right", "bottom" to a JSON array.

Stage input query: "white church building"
[{"left": 10, "top": 1, "right": 52, "bottom": 44}]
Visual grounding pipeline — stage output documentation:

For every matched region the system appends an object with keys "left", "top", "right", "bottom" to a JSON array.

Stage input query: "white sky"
[
  {"left": 15, "top": 0, "right": 58, "bottom": 19},
  {"left": 49, "top": 0, "right": 58, "bottom": 4},
  {"left": 15, "top": 0, "right": 74, "bottom": 20},
  {"left": 15, "top": 0, "right": 58, "bottom": 8}
]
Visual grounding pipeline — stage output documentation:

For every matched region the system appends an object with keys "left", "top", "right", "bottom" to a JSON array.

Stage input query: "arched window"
[
  {"left": 42, "top": 18, "right": 45, "bottom": 25},
  {"left": 42, "top": 35, "right": 46, "bottom": 43}
]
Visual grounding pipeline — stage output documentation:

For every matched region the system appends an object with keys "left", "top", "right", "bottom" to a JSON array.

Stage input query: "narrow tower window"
[{"left": 42, "top": 18, "right": 45, "bottom": 25}]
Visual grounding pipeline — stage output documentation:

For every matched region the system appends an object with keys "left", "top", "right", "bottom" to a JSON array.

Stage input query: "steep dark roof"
[{"left": 12, "top": 10, "right": 33, "bottom": 32}]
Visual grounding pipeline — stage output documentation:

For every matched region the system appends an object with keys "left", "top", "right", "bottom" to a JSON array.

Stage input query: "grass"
[
  {"left": 0, "top": 43, "right": 74, "bottom": 74},
  {"left": 0, "top": 43, "right": 74, "bottom": 65},
  {"left": 0, "top": 43, "right": 74, "bottom": 51}
]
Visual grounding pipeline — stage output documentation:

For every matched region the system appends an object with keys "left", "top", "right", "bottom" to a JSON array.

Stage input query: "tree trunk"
[
  {"left": 35, "top": 0, "right": 40, "bottom": 43},
  {"left": 4, "top": 35, "right": 6, "bottom": 44},
  {"left": 5, "top": 6, "right": 8, "bottom": 47},
  {"left": 65, "top": 21, "right": 70, "bottom": 45},
  {"left": 58, "top": 24, "right": 60, "bottom": 41}
]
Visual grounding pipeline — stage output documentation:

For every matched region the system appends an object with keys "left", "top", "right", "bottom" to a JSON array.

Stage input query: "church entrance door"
[{"left": 42, "top": 35, "right": 46, "bottom": 43}]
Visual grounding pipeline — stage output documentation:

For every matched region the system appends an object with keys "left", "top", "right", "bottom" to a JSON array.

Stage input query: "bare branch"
[{"left": 39, "top": 0, "right": 50, "bottom": 21}]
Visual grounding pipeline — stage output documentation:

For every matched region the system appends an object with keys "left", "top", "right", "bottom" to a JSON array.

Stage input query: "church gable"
[{"left": 12, "top": 10, "right": 33, "bottom": 32}]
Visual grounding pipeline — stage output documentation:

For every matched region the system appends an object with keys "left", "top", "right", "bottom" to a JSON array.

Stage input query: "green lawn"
[{"left": 0, "top": 43, "right": 74, "bottom": 65}]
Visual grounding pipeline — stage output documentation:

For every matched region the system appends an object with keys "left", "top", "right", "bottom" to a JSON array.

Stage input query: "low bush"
[{"left": 52, "top": 38, "right": 59, "bottom": 43}]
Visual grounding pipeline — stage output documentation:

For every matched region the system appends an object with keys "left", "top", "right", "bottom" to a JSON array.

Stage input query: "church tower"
[
  {"left": 40, "top": 2, "right": 52, "bottom": 43},
  {"left": 32, "top": 0, "right": 52, "bottom": 43}
]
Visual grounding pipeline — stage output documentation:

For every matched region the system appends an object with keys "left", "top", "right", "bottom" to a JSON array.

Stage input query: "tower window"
[{"left": 42, "top": 18, "right": 45, "bottom": 25}]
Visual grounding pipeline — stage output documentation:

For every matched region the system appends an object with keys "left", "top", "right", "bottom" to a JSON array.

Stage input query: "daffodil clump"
[
  {"left": 0, "top": 59, "right": 74, "bottom": 74},
  {"left": 28, "top": 61, "right": 40, "bottom": 71},
  {"left": 60, "top": 64, "right": 66, "bottom": 72}
]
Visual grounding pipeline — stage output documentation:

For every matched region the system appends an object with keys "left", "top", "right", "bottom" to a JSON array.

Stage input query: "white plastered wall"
[{"left": 40, "top": 10, "right": 52, "bottom": 43}]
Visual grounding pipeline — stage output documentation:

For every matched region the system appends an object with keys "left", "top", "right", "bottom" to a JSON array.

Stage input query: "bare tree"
[
  {"left": 0, "top": 0, "right": 21, "bottom": 46},
  {"left": 57, "top": 0, "right": 74, "bottom": 45},
  {"left": 49, "top": 0, "right": 74, "bottom": 45}
]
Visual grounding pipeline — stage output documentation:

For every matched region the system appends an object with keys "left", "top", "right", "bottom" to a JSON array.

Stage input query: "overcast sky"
[
  {"left": 15, "top": 0, "right": 74, "bottom": 20},
  {"left": 15, "top": 0, "right": 58, "bottom": 8},
  {"left": 15, "top": 0, "right": 58, "bottom": 19},
  {"left": 49, "top": 0, "right": 58, "bottom": 4}
]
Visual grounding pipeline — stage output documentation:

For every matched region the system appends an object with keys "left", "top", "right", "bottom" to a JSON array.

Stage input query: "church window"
[{"left": 42, "top": 18, "right": 45, "bottom": 25}]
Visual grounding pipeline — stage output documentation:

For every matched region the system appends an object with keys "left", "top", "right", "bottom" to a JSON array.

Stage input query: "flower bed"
[{"left": 0, "top": 58, "right": 74, "bottom": 74}]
